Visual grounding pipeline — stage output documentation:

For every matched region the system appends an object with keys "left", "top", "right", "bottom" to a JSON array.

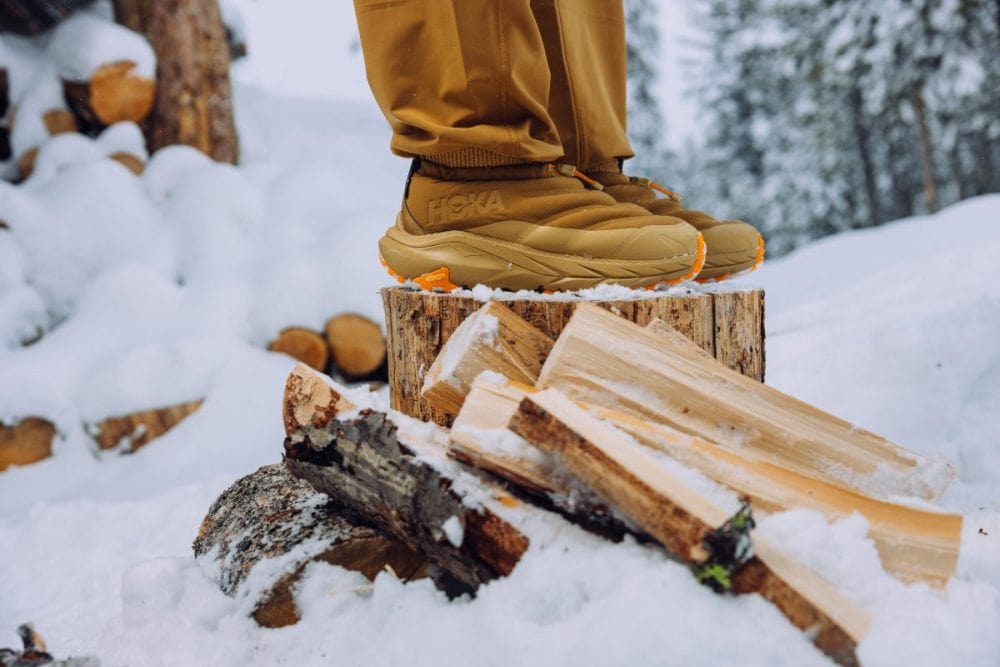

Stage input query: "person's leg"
[
  {"left": 354, "top": 0, "right": 562, "bottom": 167},
  {"left": 530, "top": 0, "right": 632, "bottom": 171},
  {"left": 533, "top": 0, "right": 764, "bottom": 281},
  {"left": 354, "top": 0, "right": 704, "bottom": 291}
]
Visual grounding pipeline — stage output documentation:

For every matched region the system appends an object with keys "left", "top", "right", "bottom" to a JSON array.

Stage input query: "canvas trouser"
[{"left": 353, "top": 0, "right": 634, "bottom": 171}]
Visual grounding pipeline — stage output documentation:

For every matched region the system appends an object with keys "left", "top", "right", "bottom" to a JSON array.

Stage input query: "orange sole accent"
[
  {"left": 695, "top": 233, "right": 766, "bottom": 284},
  {"left": 380, "top": 255, "right": 461, "bottom": 292},
  {"left": 652, "top": 233, "right": 706, "bottom": 289}
]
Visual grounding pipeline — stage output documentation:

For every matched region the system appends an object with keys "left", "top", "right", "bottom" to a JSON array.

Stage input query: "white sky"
[{"left": 229, "top": 0, "right": 705, "bottom": 147}]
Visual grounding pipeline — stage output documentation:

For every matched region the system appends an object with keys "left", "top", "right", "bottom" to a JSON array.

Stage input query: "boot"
[
  {"left": 379, "top": 160, "right": 705, "bottom": 292},
  {"left": 590, "top": 170, "right": 764, "bottom": 283}
]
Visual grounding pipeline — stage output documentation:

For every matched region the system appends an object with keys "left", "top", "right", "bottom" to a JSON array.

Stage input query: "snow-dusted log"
[
  {"left": 268, "top": 327, "right": 329, "bottom": 372},
  {"left": 0, "top": 417, "right": 56, "bottom": 472},
  {"left": 87, "top": 399, "right": 202, "bottom": 453},
  {"left": 51, "top": 14, "right": 156, "bottom": 132},
  {"left": 422, "top": 302, "right": 554, "bottom": 418},
  {"left": 194, "top": 463, "right": 427, "bottom": 628},
  {"left": 509, "top": 388, "right": 869, "bottom": 667},
  {"left": 282, "top": 366, "right": 530, "bottom": 596},
  {"left": 539, "top": 303, "right": 954, "bottom": 501},
  {"left": 382, "top": 286, "right": 763, "bottom": 426},
  {"left": 324, "top": 313, "right": 386, "bottom": 380},
  {"left": 111, "top": 0, "right": 238, "bottom": 163}
]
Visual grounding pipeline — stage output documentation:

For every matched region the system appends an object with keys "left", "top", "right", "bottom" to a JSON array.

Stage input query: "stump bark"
[{"left": 382, "top": 286, "right": 765, "bottom": 426}]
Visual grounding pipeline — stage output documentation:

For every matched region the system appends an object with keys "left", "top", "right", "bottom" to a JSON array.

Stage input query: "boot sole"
[
  {"left": 379, "top": 225, "right": 706, "bottom": 293},
  {"left": 696, "top": 234, "right": 765, "bottom": 283}
]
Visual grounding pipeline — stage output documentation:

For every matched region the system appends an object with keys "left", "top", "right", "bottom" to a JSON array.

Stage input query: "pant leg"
[
  {"left": 354, "top": 0, "right": 564, "bottom": 167},
  {"left": 530, "top": 0, "right": 634, "bottom": 170}
]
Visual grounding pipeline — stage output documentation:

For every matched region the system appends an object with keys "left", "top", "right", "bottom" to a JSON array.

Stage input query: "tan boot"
[
  {"left": 591, "top": 171, "right": 765, "bottom": 283},
  {"left": 379, "top": 161, "right": 705, "bottom": 292}
]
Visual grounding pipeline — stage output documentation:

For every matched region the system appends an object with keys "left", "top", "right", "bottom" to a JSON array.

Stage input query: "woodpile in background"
[
  {"left": 268, "top": 313, "right": 387, "bottom": 383},
  {"left": 0, "top": 417, "right": 55, "bottom": 471},
  {"left": 214, "top": 289, "right": 963, "bottom": 667}
]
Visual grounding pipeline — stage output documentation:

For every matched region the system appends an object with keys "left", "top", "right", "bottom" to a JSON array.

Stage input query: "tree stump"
[{"left": 382, "top": 286, "right": 765, "bottom": 426}]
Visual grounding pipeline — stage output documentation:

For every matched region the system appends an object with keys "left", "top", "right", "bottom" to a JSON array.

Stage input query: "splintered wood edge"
[
  {"left": 509, "top": 388, "right": 868, "bottom": 665},
  {"left": 283, "top": 363, "right": 355, "bottom": 436},
  {"left": 422, "top": 301, "right": 553, "bottom": 416}
]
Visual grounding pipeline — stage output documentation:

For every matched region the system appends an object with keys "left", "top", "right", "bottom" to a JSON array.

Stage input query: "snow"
[
  {"left": 0, "top": 11, "right": 999, "bottom": 667},
  {"left": 48, "top": 13, "right": 156, "bottom": 80}
]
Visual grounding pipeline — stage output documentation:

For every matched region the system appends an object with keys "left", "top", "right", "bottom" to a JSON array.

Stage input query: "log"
[
  {"left": 14, "top": 109, "right": 79, "bottom": 180},
  {"left": 538, "top": 303, "right": 954, "bottom": 501},
  {"left": 509, "top": 389, "right": 869, "bottom": 667},
  {"left": 0, "top": 417, "right": 56, "bottom": 472},
  {"left": 382, "top": 285, "right": 763, "bottom": 426},
  {"left": 324, "top": 313, "right": 386, "bottom": 380},
  {"left": 268, "top": 326, "right": 329, "bottom": 372},
  {"left": 0, "top": 622, "right": 98, "bottom": 666},
  {"left": 62, "top": 61, "right": 156, "bottom": 134},
  {"left": 112, "top": 0, "right": 239, "bottom": 163},
  {"left": 193, "top": 463, "right": 427, "bottom": 628},
  {"left": 87, "top": 399, "right": 203, "bottom": 453},
  {"left": 422, "top": 302, "right": 553, "bottom": 418},
  {"left": 282, "top": 366, "right": 530, "bottom": 596}
]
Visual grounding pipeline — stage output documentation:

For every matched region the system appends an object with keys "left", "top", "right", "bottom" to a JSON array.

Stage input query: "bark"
[
  {"left": 112, "top": 0, "right": 238, "bottom": 163},
  {"left": 194, "top": 463, "right": 426, "bottom": 628},
  {"left": 284, "top": 406, "right": 529, "bottom": 597},
  {"left": 912, "top": 85, "right": 939, "bottom": 213}
]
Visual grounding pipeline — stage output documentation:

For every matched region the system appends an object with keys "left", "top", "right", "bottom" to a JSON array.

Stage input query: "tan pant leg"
[
  {"left": 531, "top": 0, "right": 633, "bottom": 170},
  {"left": 354, "top": 0, "right": 564, "bottom": 167}
]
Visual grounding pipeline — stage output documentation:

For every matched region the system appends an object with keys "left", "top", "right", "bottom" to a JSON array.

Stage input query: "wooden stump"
[{"left": 382, "top": 286, "right": 765, "bottom": 426}]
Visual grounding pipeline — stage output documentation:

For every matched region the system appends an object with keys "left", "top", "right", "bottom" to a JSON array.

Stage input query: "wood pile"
[
  {"left": 262, "top": 294, "right": 962, "bottom": 666},
  {"left": 267, "top": 313, "right": 387, "bottom": 382}
]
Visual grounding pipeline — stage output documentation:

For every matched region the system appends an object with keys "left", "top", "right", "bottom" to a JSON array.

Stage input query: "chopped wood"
[
  {"left": 422, "top": 302, "right": 553, "bottom": 418},
  {"left": 16, "top": 148, "right": 38, "bottom": 181},
  {"left": 0, "top": 417, "right": 56, "bottom": 472},
  {"left": 538, "top": 303, "right": 953, "bottom": 501},
  {"left": 41, "top": 108, "right": 78, "bottom": 135},
  {"left": 282, "top": 366, "right": 529, "bottom": 596},
  {"left": 63, "top": 61, "right": 155, "bottom": 133},
  {"left": 88, "top": 399, "right": 203, "bottom": 453},
  {"left": 382, "top": 286, "right": 763, "bottom": 426},
  {"left": 194, "top": 463, "right": 427, "bottom": 628},
  {"left": 324, "top": 313, "right": 386, "bottom": 380},
  {"left": 109, "top": 151, "right": 144, "bottom": 175},
  {"left": 268, "top": 326, "right": 329, "bottom": 372},
  {"left": 282, "top": 363, "right": 356, "bottom": 437},
  {"left": 509, "top": 389, "right": 869, "bottom": 666},
  {"left": 587, "top": 404, "right": 962, "bottom": 586}
]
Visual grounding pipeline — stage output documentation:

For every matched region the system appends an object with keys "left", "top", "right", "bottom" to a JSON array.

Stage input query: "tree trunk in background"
[
  {"left": 911, "top": 86, "right": 938, "bottom": 213},
  {"left": 112, "top": 0, "right": 239, "bottom": 164},
  {"left": 849, "top": 85, "right": 880, "bottom": 227}
]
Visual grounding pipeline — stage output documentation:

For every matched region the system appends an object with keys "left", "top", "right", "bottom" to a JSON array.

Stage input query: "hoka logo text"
[{"left": 428, "top": 191, "right": 504, "bottom": 225}]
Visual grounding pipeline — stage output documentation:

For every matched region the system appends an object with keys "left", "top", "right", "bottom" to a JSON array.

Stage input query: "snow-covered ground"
[{"left": 1, "top": 64, "right": 999, "bottom": 667}]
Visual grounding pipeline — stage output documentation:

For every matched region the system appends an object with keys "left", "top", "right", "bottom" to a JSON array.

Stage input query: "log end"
[
  {"left": 325, "top": 313, "right": 386, "bottom": 379},
  {"left": 268, "top": 327, "right": 329, "bottom": 372},
  {"left": 89, "top": 60, "right": 156, "bottom": 126},
  {"left": 0, "top": 417, "right": 56, "bottom": 471}
]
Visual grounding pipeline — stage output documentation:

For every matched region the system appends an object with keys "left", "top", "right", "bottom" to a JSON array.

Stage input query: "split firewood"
[
  {"left": 324, "top": 313, "right": 386, "bottom": 380},
  {"left": 194, "top": 463, "right": 427, "bottom": 628},
  {"left": 268, "top": 326, "right": 329, "bottom": 372},
  {"left": 108, "top": 151, "right": 143, "bottom": 174},
  {"left": 52, "top": 15, "right": 157, "bottom": 133},
  {"left": 422, "top": 301, "right": 553, "bottom": 418},
  {"left": 586, "top": 404, "right": 962, "bottom": 586},
  {"left": 0, "top": 417, "right": 56, "bottom": 472},
  {"left": 87, "top": 399, "right": 202, "bottom": 453},
  {"left": 282, "top": 365, "right": 529, "bottom": 596},
  {"left": 510, "top": 389, "right": 869, "bottom": 667},
  {"left": 538, "top": 303, "right": 954, "bottom": 501}
]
